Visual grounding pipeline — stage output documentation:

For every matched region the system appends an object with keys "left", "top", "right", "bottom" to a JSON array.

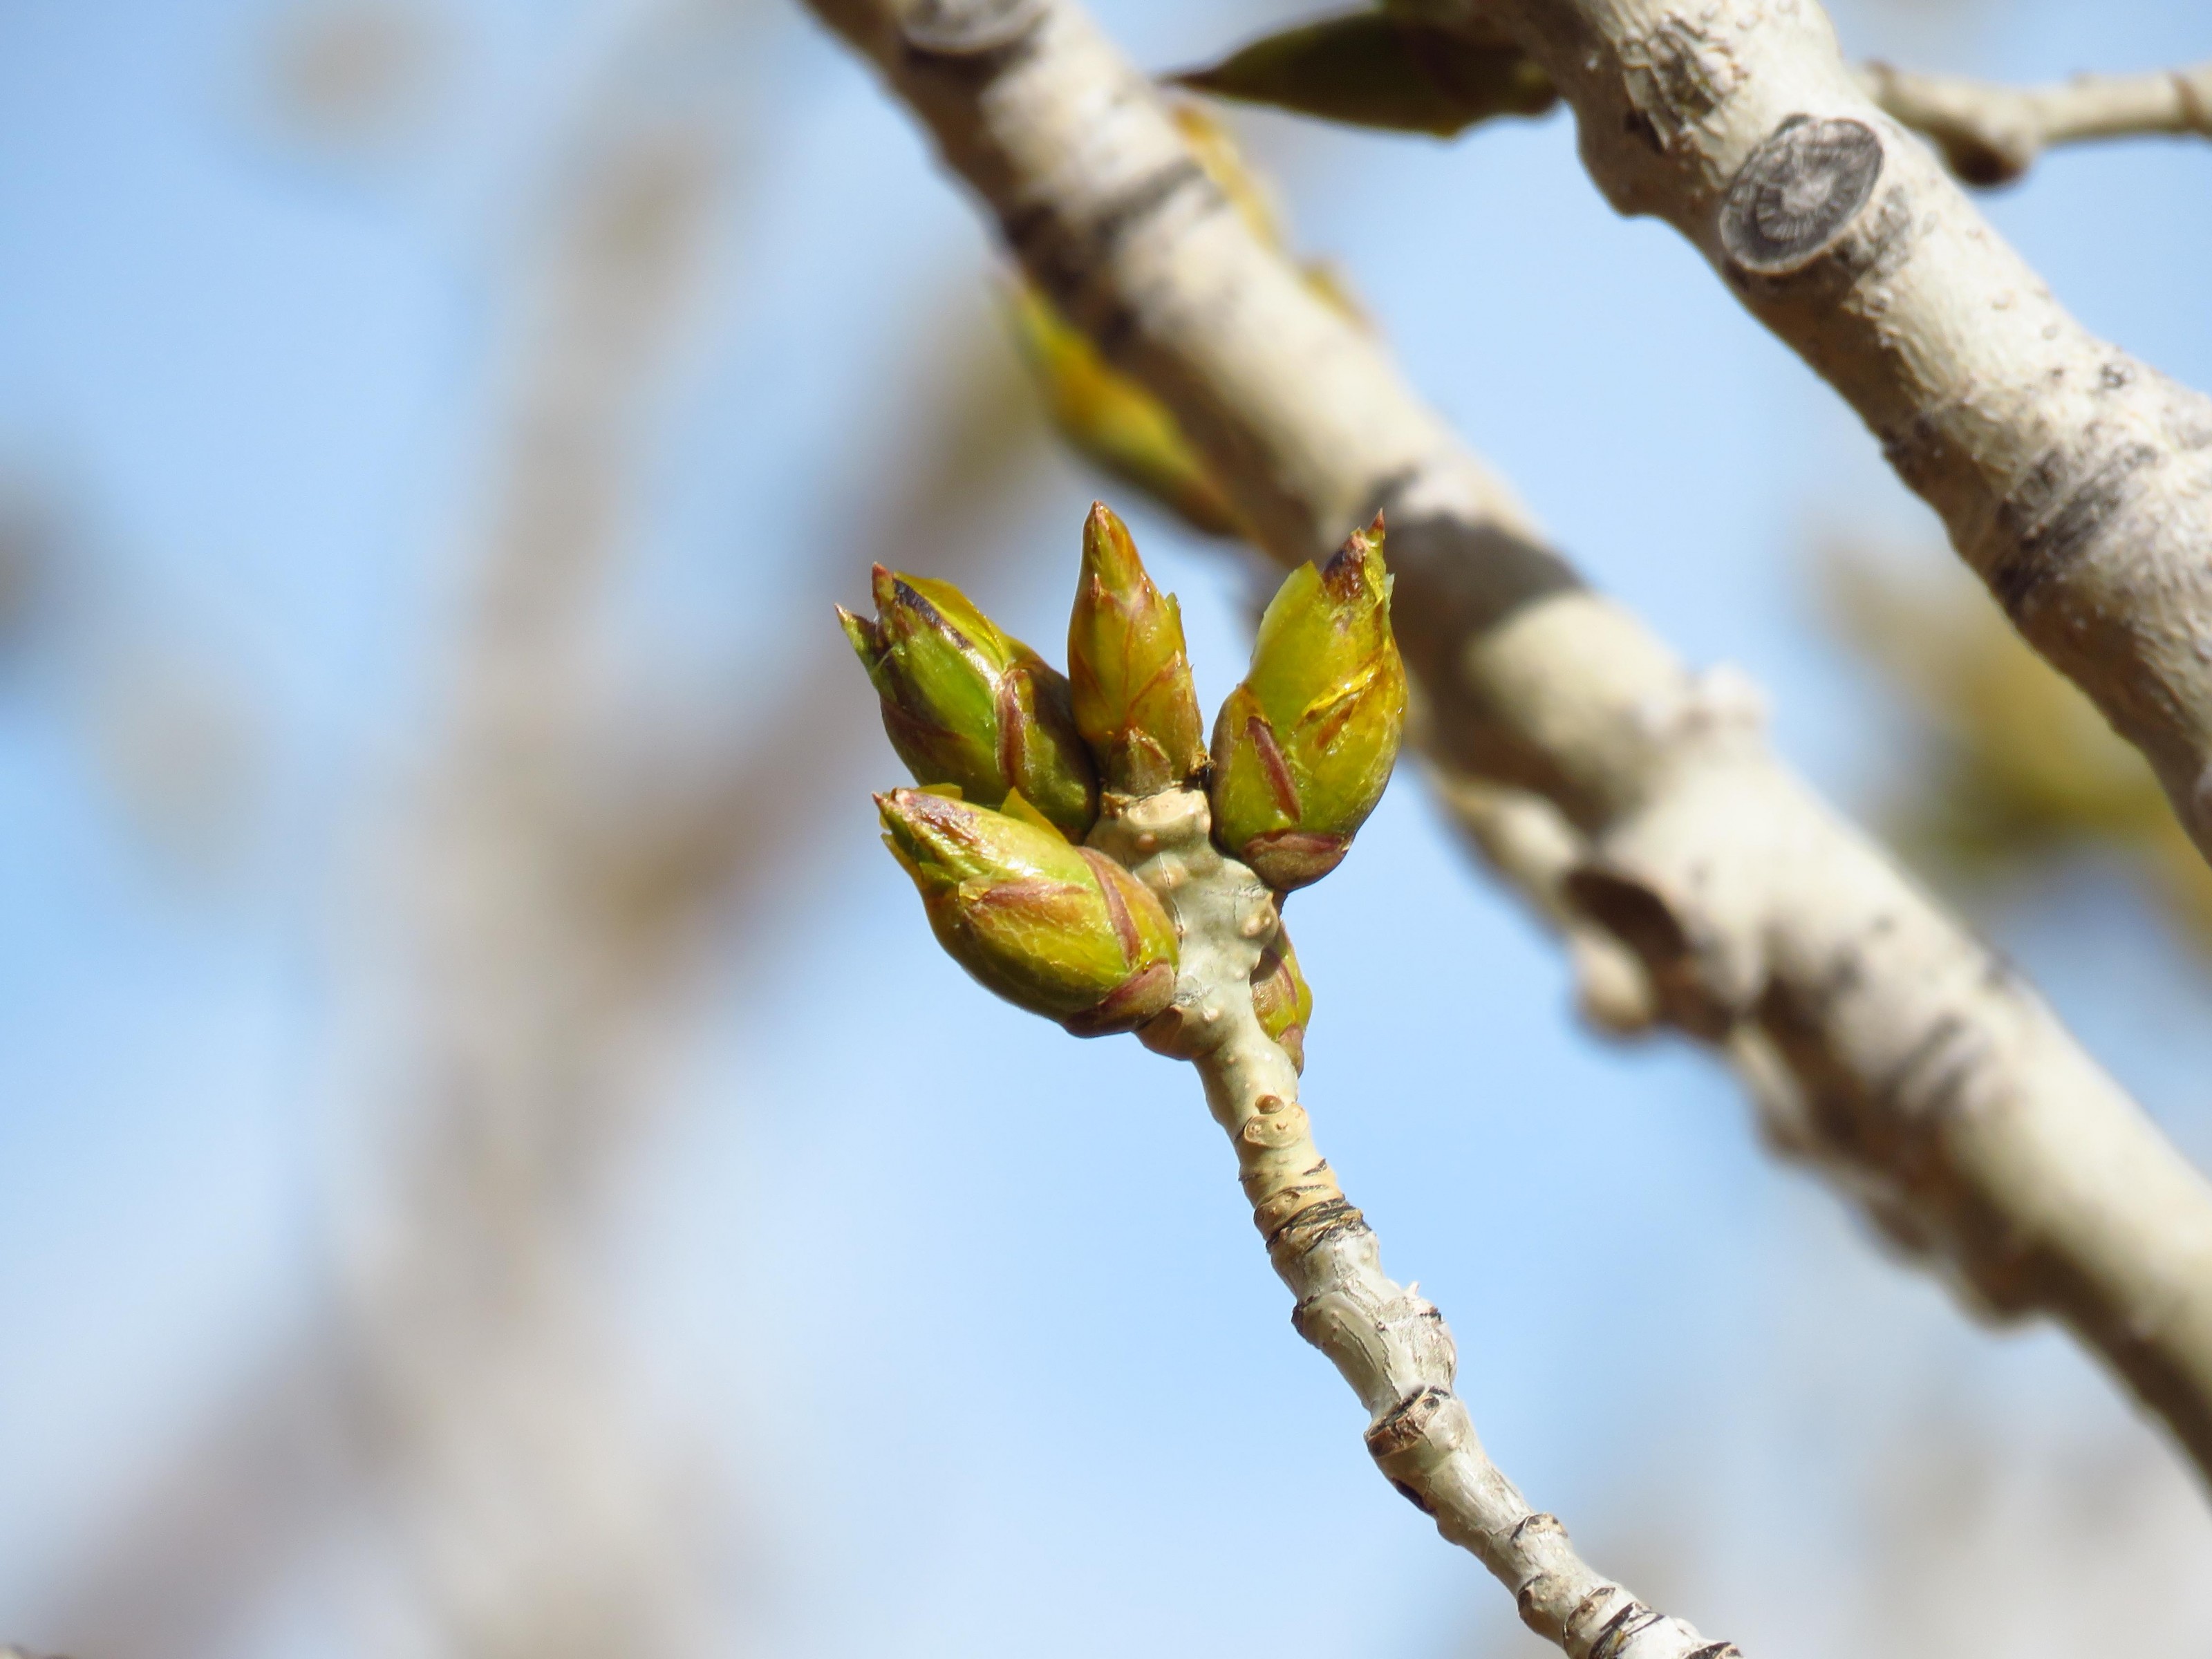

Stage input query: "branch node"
[{"left": 1363, "top": 1384, "right": 1452, "bottom": 1459}]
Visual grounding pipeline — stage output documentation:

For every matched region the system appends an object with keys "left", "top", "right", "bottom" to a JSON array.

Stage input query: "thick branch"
[
  {"left": 1093, "top": 789, "right": 1737, "bottom": 1659},
  {"left": 803, "top": 0, "right": 2212, "bottom": 1482},
  {"left": 1410, "top": 0, "right": 2212, "bottom": 863},
  {"left": 1861, "top": 57, "right": 2212, "bottom": 186}
]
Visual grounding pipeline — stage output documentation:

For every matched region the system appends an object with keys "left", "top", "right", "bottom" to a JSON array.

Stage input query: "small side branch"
[
  {"left": 1861, "top": 58, "right": 2212, "bottom": 184},
  {"left": 1096, "top": 790, "right": 1737, "bottom": 1659}
]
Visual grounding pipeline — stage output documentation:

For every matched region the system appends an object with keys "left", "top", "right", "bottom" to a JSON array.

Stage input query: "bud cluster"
[{"left": 843, "top": 503, "right": 1405, "bottom": 1059}]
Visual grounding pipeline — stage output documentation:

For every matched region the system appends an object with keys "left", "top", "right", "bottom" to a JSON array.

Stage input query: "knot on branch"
[{"left": 1719, "top": 114, "right": 1885, "bottom": 276}]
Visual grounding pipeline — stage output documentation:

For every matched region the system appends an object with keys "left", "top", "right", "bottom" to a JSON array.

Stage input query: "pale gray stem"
[
  {"left": 1091, "top": 789, "right": 1738, "bottom": 1659},
  {"left": 1860, "top": 58, "right": 2212, "bottom": 185},
  {"left": 1407, "top": 0, "right": 2212, "bottom": 862},
  {"left": 1423, "top": 769, "right": 1658, "bottom": 1035},
  {"left": 802, "top": 0, "right": 2212, "bottom": 1483}
]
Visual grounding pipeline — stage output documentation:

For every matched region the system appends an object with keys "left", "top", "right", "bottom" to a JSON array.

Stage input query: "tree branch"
[
  {"left": 800, "top": 0, "right": 2212, "bottom": 1482},
  {"left": 1405, "top": 0, "right": 2212, "bottom": 865},
  {"left": 1860, "top": 57, "right": 2212, "bottom": 186},
  {"left": 1094, "top": 788, "right": 1738, "bottom": 1659},
  {"left": 1165, "top": 12, "right": 2212, "bottom": 189}
]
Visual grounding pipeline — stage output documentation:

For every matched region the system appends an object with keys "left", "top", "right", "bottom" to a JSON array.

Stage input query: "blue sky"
[{"left": 2, "top": 1, "right": 2211, "bottom": 1654}]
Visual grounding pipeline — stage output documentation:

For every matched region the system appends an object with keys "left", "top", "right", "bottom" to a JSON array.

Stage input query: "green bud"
[
  {"left": 1209, "top": 514, "right": 1407, "bottom": 890},
  {"left": 840, "top": 566, "right": 1098, "bottom": 841},
  {"left": 1250, "top": 926, "right": 1313, "bottom": 1073},
  {"left": 877, "top": 787, "right": 1178, "bottom": 1036},
  {"left": 1067, "top": 503, "right": 1208, "bottom": 797}
]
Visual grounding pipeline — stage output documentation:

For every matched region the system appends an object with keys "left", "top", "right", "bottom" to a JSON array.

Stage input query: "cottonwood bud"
[
  {"left": 1249, "top": 927, "right": 1313, "bottom": 1072},
  {"left": 1067, "top": 502, "right": 1208, "bottom": 797},
  {"left": 841, "top": 566, "right": 1098, "bottom": 841},
  {"left": 877, "top": 787, "right": 1178, "bottom": 1035},
  {"left": 1209, "top": 516, "right": 1406, "bottom": 890}
]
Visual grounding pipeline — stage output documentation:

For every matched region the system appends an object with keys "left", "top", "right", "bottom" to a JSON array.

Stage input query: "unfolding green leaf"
[
  {"left": 1005, "top": 283, "right": 1242, "bottom": 539},
  {"left": 1170, "top": 10, "right": 1555, "bottom": 139}
]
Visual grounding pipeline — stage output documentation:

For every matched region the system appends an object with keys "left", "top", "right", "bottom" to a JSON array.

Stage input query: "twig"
[
  {"left": 1861, "top": 58, "right": 2212, "bottom": 185},
  {"left": 802, "top": 0, "right": 2212, "bottom": 1482},
  {"left": 1093, "top": 789, "right": 1738, "bottom": 1659}
]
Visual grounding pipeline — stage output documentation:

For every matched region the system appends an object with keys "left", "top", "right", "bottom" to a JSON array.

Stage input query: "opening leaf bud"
[
  {"left": 1249, "top": 926, "right": 1313, "bottom": 1073},
  {"left": 1005, "top": 283, "right": 1242, "bottom": 540},
  {"left": 840, "top": 567, "right": 1099, "bottom": 841},
  {"left": 1067, "top": 503, "right": 1208, "bottom": 797},
  {"left": 1208, "top": 515, "right": 1406, "bottom": 890},
  {"left": 877, "top": 787, "right": 1179, "bottom": 1036}
]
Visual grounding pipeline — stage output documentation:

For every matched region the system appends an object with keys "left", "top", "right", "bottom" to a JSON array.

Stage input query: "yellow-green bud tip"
[
  {"left": 836, "top": 602, "right": 879, "bottom": 665},
  {"left": 1081, "top": 500, "right": 1145, "bottom": 592},
  {"left": 1320, "top": 513, "right": 1388, "bottom": 606}
]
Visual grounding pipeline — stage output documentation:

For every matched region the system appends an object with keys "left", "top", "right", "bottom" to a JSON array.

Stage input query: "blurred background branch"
[
  {"left": 28, "top": 2, "right": 1052, "bottom": 1652},
  {"left": 1824, "top": 543, "right": 2212, "bottom": 948}
]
